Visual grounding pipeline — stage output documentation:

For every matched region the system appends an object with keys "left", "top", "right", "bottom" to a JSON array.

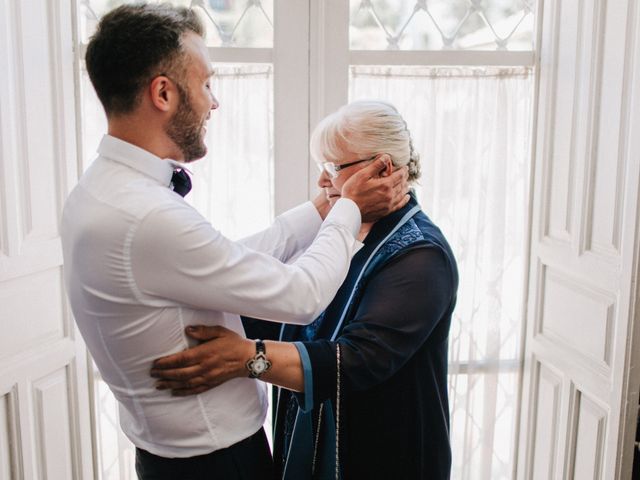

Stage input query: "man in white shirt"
[{"left": 61, "top": 4, "right": 408, "bottom": 479}]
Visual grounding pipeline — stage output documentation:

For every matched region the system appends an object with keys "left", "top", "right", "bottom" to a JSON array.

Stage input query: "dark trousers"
[{"left": 135, "top": 428, "right": 274, "bottom": 480}]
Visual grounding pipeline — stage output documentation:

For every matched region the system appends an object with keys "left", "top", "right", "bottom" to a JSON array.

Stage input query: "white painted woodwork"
[
  {"left": 0, "top": 392, "right": 15, "bottom": 479},
  {"left": 568, "top": 392, "right": 607, "bottom": 480},
  {"left": 33, "top": 369, "right": 74, "bottom": 479},
  {"left": 80, "top": 44, "right": 275, "bottom": 64},
  {"left": 307, "top": 0, "right": 350, "bottom": 199},
  {"left": 273, "top": 0, "right": 311, "bottom": 213},
  {"left": 528, "top": 361, "right": 562, "bottom": 480},
  {"left": 349, "top": 50, "right": 536, "bottom": 67},
  {"left": 538, "top": 267, "right": 614, "bottom": 370},
  {"left": 517, "top": 0, "right": 640, "bottom": 478},
  {"left": 0, "top": 0, "right": 94, "bottom": 478}
]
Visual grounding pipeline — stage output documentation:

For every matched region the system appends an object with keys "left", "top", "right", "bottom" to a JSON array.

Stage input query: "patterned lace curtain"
[{"left": 350, "top": 66, "right": 533, "bottom": 480}]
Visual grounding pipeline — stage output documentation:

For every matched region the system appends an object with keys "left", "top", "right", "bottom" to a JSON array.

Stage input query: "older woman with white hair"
[{"left": 152, "top": 100, "right": 458, "bottom": 479}]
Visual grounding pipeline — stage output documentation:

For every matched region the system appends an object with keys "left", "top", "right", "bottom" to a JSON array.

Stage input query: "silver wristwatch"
[{"left": 246, "top": 339, "right": 272, "bottom": 379}]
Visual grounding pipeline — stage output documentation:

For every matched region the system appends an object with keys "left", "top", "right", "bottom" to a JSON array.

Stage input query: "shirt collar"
[{"left": 97, "top": 135, "right": 188, "bottom": 187}]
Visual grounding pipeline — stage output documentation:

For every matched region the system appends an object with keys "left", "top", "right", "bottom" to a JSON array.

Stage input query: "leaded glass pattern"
[
  {"left": 350, "top": 0, "right": 535, "bottom": 51},
  {"left": 79, "top": 0, "right": 273, "bottom": 47}
]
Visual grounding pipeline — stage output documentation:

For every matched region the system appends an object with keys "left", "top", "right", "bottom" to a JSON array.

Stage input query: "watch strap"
[{"left": 246, "top": 339, "right": 272, "bottom": 379}]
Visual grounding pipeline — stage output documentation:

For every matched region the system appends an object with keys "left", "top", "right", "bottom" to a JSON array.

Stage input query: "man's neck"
[{"left": 108, "top": 116, "right": 180, "bottom": 161}]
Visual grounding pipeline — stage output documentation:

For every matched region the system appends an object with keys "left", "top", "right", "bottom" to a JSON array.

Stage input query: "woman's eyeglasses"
[{"left": 317, "top": 155, "right": 378, "bottom": 179}]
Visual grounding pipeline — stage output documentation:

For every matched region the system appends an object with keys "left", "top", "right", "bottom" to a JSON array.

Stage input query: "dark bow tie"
[{"left": 171, "top": 169, "right": 192, "bottom": 197}]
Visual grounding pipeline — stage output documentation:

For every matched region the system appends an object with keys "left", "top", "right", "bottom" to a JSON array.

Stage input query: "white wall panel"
[
  {"left": 0, "top": 268, "right": 65, "bottom": 360},
  {"left": 541, "top": 0, "right": 576, "bottom": 243},
  {"left": 527, "top": 362, "right": 562, "bottom": 480},
  {"left": 541, "top": 0, "right": 609, "bottom": 249},
  {"left": 0, "top": 0, "right": 21, "bottom": 260},
  {"left": 0, "top": 392, "right": 15, "bottom": 479},
  {"left": 567, "top": 391, "right": 607, "bottom": 480},
  {"left": 518, "top": 0, "right": 640, "bottom": 478},
  {"left": 15, "top": 0, "right": 61, "bottom": 243},
  {"left": 587, "top": 0, "right": 627, "bottom": 257},
  {"left": 0, "top": 0, "right": 94, "bottom": 477},
  {"left": 538, "top": 267, "right": 614, "bottom": 368},
  {"left": 33, "top": 369, "right": 74, "bottom": 480}
]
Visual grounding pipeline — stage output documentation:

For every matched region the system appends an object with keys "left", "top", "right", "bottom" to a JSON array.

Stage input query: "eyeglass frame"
[{"left": 317, "top": 154, "right": 379, "bottom": 179}]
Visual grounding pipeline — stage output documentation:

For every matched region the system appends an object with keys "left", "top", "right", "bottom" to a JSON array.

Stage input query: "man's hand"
[
  {"left": 150, "top": 326, "right": 253, "bottom": 396},
  {"left": 312, "top": 191, "right": 332, "bottom": 220},
  {"left": 341, "top": 158, "right": 410, "bottom": 223}
]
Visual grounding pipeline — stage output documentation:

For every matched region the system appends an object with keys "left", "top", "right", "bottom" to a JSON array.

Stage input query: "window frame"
[{"left": 72, "top": 2, "right": 538, "bottom": 479}]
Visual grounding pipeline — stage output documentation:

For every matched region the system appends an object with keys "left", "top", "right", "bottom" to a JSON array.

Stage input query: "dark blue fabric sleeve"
[
  {"left": 292, "top": 342, "right": 314, "bottom": 412},
  {"left": 299, "top": 246, "right": 455, "bottom": 407}
]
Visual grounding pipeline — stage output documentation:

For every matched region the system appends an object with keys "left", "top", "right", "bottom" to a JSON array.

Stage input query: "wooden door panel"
[
  {"left": 566, "top": 392, "right": 607, "bottom": 480},
  {"left": 32, "top": 369, "right": 75, "bottom": 480},
  {"left": 518, "top": 1, "right": 640, "bottom": 478},
  {"left": 527, "top": 360, "right": 562, "bottom": 480},
  {"left": 0, "top": 1, "right": 93, "bottom": 478}
]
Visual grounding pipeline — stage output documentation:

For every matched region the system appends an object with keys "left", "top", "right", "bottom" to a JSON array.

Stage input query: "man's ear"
[
  {"left": 149, "top": 76, "right": 175, "bottom": 113},
  {"left": 378, "top": 153, "right": 393, "bottom": 177}
]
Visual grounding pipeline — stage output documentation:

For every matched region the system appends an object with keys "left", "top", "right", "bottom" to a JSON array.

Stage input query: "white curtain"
[
  {"left": 188, "top": 64, "right": 274, "bottom": 239},
  {"left": 350, "top": 66, "right": 533, "bottom": 480},
  {"left": 83, "top": 62, "right": 532, "bottom": 480},
  {"left": 80, "top": 63, "right": 274, "bottom": 239}
]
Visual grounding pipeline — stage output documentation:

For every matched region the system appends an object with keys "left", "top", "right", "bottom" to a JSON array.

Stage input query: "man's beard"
[{"left": 166, "top": 83, "right": 207, "bottom": 162}]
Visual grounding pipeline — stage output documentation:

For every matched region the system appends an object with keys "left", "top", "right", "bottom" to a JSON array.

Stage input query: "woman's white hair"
[{"left": 310, "top": 99, "right": 421, "bottom": 181}]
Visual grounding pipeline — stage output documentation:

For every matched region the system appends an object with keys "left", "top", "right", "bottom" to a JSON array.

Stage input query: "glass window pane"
[
  {"left": 350, "top": 65, "right": 533, "bottom": 479},
  {"left": 78, "top": 0, "right": 274, "bottom": 47},
  {"left": 188, "top": 63, "right": 274, "bottom": 239},
  {"left": 196, "top": 0, "right": 274, "bottom": 47},
  {"left": 79, "top": 62, "right": 273, "bottom": 238},
  {"left": 349, "top": 0, "right": 534, "bottom": 51}
]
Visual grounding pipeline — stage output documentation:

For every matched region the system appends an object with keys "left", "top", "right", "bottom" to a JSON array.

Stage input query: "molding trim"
[
  {"left": 350, "top": 49, "right": 535, "bottom": 66},
  {"left": 12, "top": 1, "right": 32, "bottom": 246},
  {"left": 0, "top": 387, "right": 21, "bottom": 480},
  {"left": 539, "top": 0, "right": 564, "bottom": 242},
  {"left": 564, "top": 387, "right": 607, "bottom": 479},
  {"left": 524, "top": 359, "right": 562, "bottom": 480}
]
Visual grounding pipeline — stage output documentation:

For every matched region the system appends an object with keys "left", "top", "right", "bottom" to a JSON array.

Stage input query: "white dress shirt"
[{"left": 61, "top": 135, "right": 362, "bottom": 457}]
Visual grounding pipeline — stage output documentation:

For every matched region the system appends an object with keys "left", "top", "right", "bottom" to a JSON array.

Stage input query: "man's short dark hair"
[{"left": 85, "top": 3, "right": 204, "bottom": 116}]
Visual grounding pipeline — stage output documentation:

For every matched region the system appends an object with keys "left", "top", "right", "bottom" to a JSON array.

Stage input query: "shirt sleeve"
[
  {"left": 297, "top": 246, "right": 455, "bottom": 406},
  {"left": 238, "top": 201, "right": 322, "bottom": 263},
  {"left": 130, "top": 198, "right": 362, "bottom": 325}
]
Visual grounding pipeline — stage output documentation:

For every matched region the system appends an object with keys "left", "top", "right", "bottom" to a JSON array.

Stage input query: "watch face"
[
  {"left": 246, "top": 348, "right": 271, "bottom": 378},
  {"left": 254, "top": 359, "right": 267, "bottom": 373}
]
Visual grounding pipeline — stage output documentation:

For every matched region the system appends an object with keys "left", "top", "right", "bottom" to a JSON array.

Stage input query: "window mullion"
[
  {"left": 273, "top": 0, "right": 310, "bottom": 213},
  {"left": 308, "top": 0, "right": 350, "bottom": 196}
]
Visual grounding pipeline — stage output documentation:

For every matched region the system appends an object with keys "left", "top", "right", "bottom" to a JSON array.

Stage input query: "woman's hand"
[{"left": 341, "top": 158, "right": 410, "bottom": 223}]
